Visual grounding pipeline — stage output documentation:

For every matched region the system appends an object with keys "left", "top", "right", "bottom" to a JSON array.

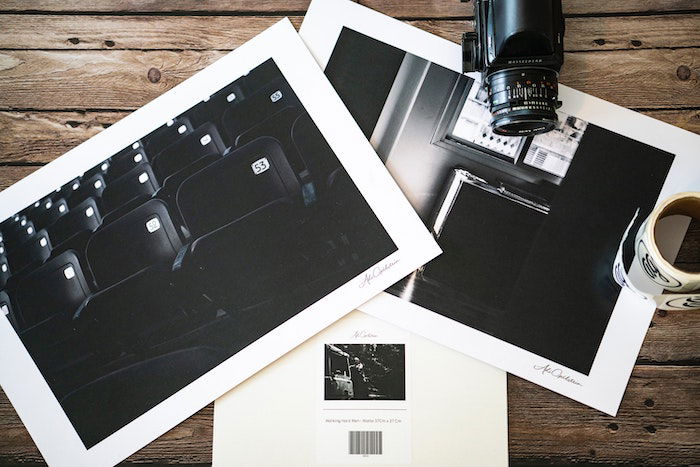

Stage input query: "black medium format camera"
[{"left": 462, "top": 0, "right": 565, "bottom": 136}]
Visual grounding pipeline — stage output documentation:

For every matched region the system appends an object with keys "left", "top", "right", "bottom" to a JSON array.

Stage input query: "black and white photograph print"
[
  {"left": 324, "top": 27, "right": 675, "bottom": 376},
  {"left": 324, "top": 344, "right": 405, "bottom": 401},
  {"left": 447, "top": 76, "right": 588, "bottom": 177},
  {"left": 0, "top": 56, "right": 397, "bottom": 449}
]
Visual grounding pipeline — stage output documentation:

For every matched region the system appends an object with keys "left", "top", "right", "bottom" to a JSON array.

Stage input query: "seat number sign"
[{"left": 251, "top": 157, "right": 271, "bottom": 175}]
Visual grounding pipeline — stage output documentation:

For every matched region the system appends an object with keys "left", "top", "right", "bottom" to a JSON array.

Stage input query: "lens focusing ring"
[{"left": 485, "top": 68, "right": 560, "bottom": 136}]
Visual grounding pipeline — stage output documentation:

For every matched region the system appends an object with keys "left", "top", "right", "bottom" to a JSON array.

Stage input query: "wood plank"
[
  {"left": 641, "top": 309, "right": 700, "bottom": 364},
  {"left": 0, "top": 0, "right": 698, "bottom": 16},
  {"left": 0, "top": 167, "right": 40, "bottom": 190},
  {"left": 3, "top": 0, "right": 696, "bottom": 16},
  {"left": 0, "top": 109, "right": 697, "bottom": 166},
  {"left": 0, "top": 0, "right": 312, "bottom": 13},
  {"left": 407, "top": 15, "right": 700, "bottom": 52},
  {"left": 0, "top": 49, "right": 227, "bottom": 110},
  {"left": 0, "top": 15, "right": 303, "bottom": 51},
  {"left": 0, "top": 111, "right": 128, "bottom": 163},
  {"left": 0, "top": 15, "right": 697, "bottom": 52},
  {"left": 509, "top": 366, "right": 700, "bottom": 465},
  {"left": 125, "top": 403, "right": 213, "bottom": 464},
  {"left": 0, "top": 391, "right": 214, "bottom": 464},
  {"left": 640, "top": 109, "right": 700, "bottom": 136},
  {"left": 0, "top": 48, "right": 697, "bottom": 111},
  {"left": 357, "top": 0, "right": 700, "bottom": 19},
  {"left": 0, "top": 366, "right": 697, "bottom": 464},
  {"left": 559, "top": 48, "right": 699, "bottom": 109},
  {"left": 562, "top": 0, "right": 700, "bottom": 16},
  {"left": 562, "top": 15, "right": 700, "bottom": 51}
]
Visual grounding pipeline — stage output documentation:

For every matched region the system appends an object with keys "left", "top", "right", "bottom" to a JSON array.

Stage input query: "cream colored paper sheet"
[{"left": 213, "top": 311, "right": 507, "bottom": 466}]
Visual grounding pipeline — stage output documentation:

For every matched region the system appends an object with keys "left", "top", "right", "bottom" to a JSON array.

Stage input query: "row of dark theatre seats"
[{"left": 0, "top": 67, "right": 375, "bottom": 407}]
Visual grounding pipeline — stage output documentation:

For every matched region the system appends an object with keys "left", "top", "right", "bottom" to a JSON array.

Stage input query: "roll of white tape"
[{"left": 613, "top": 192, "right": 700, "bottom": 310}]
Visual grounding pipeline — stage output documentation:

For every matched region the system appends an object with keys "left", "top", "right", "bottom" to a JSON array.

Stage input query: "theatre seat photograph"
[{"left": 0, "top": 58, "right": 396, "bottom": 448}]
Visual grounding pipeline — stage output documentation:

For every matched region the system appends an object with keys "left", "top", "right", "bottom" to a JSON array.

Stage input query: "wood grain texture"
[
  {"left": 0, "top": 48, "right": 697, "bottom": 111},
  {"left": 559, "top": 48, "right": 699, "bottom": 109},
  {"left": 641, "top": 309, "right": 700, "bottom": 364},
  {"left": 408, "top": 14, "right": 700, "bottom": 51},
  {"left": 0, "top": 392, "right": 214, "bottom": 465},
  {"left": 0, "top": 1, "right": 697, "bottom": 466},
  {"left": 1, "top": 109, "right": 697, "bottom": 165},
  {"left": 0, "top": 15, "right": 304, "bottom": 51},
  {"left": 641, "top": 109, "right": 700, "bottom": 135},
  {"left": 0, "top": 366, "right": 697, "bottom": 465},
  {"left": 357, "top": 0, "right": 700, "bottom": 19},
  {"left": 0, "top": 0, "right": 313, "bottom": 13},
  {"left": 0, "top": 167, "right": 40, "bottom": 191},
  {"left": 0, "top": 111, "right": 128, "bottom": 163},
  {"left": 0, "top": 49, "right": 227, "bottom": 110},
  {"left": 4, "top": 0, "right": 698, "bottom": 15},
  {"left": 1, "top": 14, "right": 698, "bottom": 52},
  {"left": 508, "top": 366, "right": 700, "bottom": 465}
]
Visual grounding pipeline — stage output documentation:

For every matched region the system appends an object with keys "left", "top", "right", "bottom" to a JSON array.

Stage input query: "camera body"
[{"left": 462, "top": 0, "right": 565, "bottom": 136}]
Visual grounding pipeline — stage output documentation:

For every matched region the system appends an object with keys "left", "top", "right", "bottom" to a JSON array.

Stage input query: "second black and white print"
[
  {"left": 300, "top": 0, "right": 700, "bottom": 414},
  {"left": 319, "top": 20, "right": 674, "bottom": 379}
]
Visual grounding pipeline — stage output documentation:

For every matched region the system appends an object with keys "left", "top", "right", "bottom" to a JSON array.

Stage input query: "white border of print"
[
  {"left": 0, "top": 19, "right": 440, "bottom": 467},
  {"left": 300, "top": 0, "right": 700, "bottom": 415}
]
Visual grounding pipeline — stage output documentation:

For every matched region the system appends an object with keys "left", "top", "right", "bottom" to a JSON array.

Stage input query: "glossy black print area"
[
  {"left": 0, "top": 58, "right": 396, "bottom": 448},
  {"left": 325, "top": 28, "right": 673, "bottom": 375}
]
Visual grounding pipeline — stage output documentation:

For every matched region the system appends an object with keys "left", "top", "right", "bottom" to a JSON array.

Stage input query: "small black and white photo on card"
[{"left": 324, "top": 343, "right": 406, "bottom": 401}]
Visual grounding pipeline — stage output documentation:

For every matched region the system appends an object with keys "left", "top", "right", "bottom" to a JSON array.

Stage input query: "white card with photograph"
[
  {"left": 317, "top": 322, "right": 411, "bottom": 464},
  {"left": 299, "top": 0, "right": 700, "bottom": 415},
  {"left": 0, "top": 19, "right": 440, "bottom": 466},
  {"left": 213, "top": 310, "right": 507, "bottom": 466}
]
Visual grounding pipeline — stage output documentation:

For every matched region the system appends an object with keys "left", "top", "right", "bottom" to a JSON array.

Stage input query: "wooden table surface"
[{"left": 0, "top": 1, "right": 698, "bottom": 465}]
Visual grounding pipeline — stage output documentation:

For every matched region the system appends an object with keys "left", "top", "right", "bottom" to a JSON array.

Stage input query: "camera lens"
[{"left": 485, "top": 68, "right": 561, "bottom": 137}]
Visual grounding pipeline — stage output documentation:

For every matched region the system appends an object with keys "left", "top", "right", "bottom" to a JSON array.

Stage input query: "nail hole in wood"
[
  {"left": 644, "top": 425, "right": 657, "bottom": 433},
  {"left": 593, "top": 39, "right": 606, "bottom": 46},
  {"left": 66, "top": 121, "right": 80, "bottom": 128},
  {"left": 607, "top": 423, "right": 619, "bottom": 431},
  {"left": 67, "top": 37, "right": 80, "bottom": 45},
  {"left": 631, "top": 40, "right": 642, "bottom": 47},
  {"left": 657, "top": 309, "right": 667, "bottom": 317},
  {"left": 589, "top": 449, "right": 596, "bottom": 456},
  {"left": 104, "top": 40, "right": 115, "bottom": 48},
  {"left": 644, "top": 398, "right": 655, "bottom": 407},
  {"left": 148, "top": 67, "right": 162, "bottom": 84},
  {"left": 676, "top": 65, "right": 691, "bottom": 81}
]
